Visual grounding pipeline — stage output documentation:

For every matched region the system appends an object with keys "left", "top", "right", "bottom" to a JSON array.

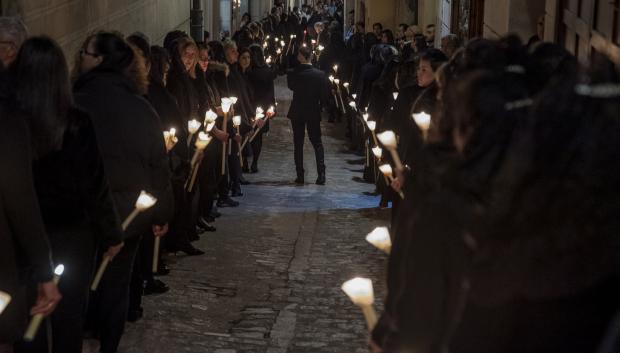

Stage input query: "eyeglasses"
[{"left": 80, "top": 49, "right": 99, "bottom": 57}]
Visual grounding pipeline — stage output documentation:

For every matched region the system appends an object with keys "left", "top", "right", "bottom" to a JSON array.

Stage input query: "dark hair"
[
  {"left": 373, "top": 22, "right": 383, "bottom": 29},
  {"left": 381, "top": 29, "right": 395, "bottom": 44},
  {"left": 92, "top": 32, "right": 135, "bottom": 73},
  {"left": 207, "top": 40, "right": 226, "bottom": 63},
  {"left": 127, "top": 34, "right": 151, "bottom": 61},
  {"left": 399, "top": 23, "right": 409, "bottom": 31},
  {"left": 10, "top": 36, "right": 72, "bottom": 157},
  {"left": 414, "top": 34, "right": 428, "bottom": 52},
  {"left": 163, "top": 30, "right": 188, "bottom": 54},
  {"left": 248, "top": 44, "right": 266, "bottom": 68},
  {"left": 527, "top": 42, "right": 578, "bottom": 94},
  {"left": 298, "top": 45, "right": 313, "bottom": 61},
  {"left": 238, "top": 47, "right": 252, "bottom": 68},
  {"left": 419, "top": 48, "right": 449, "bottom": 71},
  {"left": 149, "top": 45, "right": 169, "bottom": 84}
]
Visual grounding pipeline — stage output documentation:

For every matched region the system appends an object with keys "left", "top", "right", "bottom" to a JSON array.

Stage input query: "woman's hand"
[{"left": 30, "top": 281, "right": 62, "bottom": 316}]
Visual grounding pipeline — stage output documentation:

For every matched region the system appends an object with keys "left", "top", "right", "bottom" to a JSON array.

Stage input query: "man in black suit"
[{"left": 287, "top": 46, "right": 329, "bottom": 185}]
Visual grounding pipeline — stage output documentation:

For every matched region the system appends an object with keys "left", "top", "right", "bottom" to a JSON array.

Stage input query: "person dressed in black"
[
  {"left": 9, "top": 37, "right": 124, "bottom": 353},
  {"left": 72, "top": 32, "right": 173, "bottom": 353},
  {"left": 0, "top": 98, "right": 61, "bottom": 353},
  {"left": 246, "top": 44, "right": 277, "bottom": 173},
  {"left": 286, "top": 46, "right": 329, "bottom": 185}
]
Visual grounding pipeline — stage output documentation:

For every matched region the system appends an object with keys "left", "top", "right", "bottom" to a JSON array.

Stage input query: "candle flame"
[
  {"left": 169, "top": 128, "right": 176, "bottom": 137},
  {"left": 328, "top": 75, "right": 335, "bottom": 82},
  {"left": 343, "top": 82, "right": 349, "bottom": 88},
  {"left": 366, "top": 227, "right": 391, "bottom": 253},
  {"left": 366, "top": 121, "right": 376, "bottom": 131},
  {"left": 393, "top": 92, "right": 399, "bottom": 100},
  {"left": 135, "top": 190, "right": 157, "bottom": 210},
  {"left": 348, "top": 101, "right": 356, "bottom": 108},
  {"left": 221, "top": 98, "right": 233, "bottom": 113},
  {"left": 232, "top": 115, "right": 241, "bottom": 126},
  {"left": 188, "top": 119, "right": 201, "bottom": 134},
  {"left": 372, "top": 147, "right": 382, "bottom": 158},
  {"left": 379, "top": 164, "right": 393, "bottom": 177},
  {"left": 206, "top": 122, "right": 215, "bottom": 132},
  {"left": 0, "top": 291, "right": 11, "bottom": 314},
  {"left": 334, "top": 79, "right": 340, "bottom": 85},
  {"left": 377, "top": 131, "right": 397, "bottom": 149},
  {"left": 205, "top": 110, "right": 218, "bottom": 123},
  {"left": 412, "top": 111, "right": 431, "bottom": 131},
  {"left": 362, "top": 113, "right": 369, "bottom": 122},
  {"left": 342, "top": 278, "right": 375, "bottom": 306},
  {"left": 352, "top": 94, "right": 357, "bottom": 99},
  {"left": 54, "top": 264, "right": 65, "bottom": 276},
  {"left": 333, "top": 64, "right": 338, "bottom": 72}
]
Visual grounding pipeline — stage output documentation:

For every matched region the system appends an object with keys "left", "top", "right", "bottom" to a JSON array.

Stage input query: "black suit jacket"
[{"left": 286, "top": 64, "right": 329, "bottom": 122}]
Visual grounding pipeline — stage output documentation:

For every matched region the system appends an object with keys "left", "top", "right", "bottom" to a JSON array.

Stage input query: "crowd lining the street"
[{"left": 1, "top": 0, "right": 620, "bottom": 352}]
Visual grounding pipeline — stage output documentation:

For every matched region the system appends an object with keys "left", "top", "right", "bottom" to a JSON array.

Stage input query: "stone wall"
[{"left": 14, "top": 0, "right": 191, "bottom": 57}]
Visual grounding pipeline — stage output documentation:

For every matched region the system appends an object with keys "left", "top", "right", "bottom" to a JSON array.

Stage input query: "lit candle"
[
  {"left": 366, "top": 121, "right": 379, "bottom": 146},
  {"left": 377, "top": 131, "right": 404, "bottom": 171},
  {"left": 163, "top": 127, "right": 178, "bottom": 152},
  {"left": 232, "top": 115, "right": 243, "bottom": 166},
  {"left": 343, "top": 82, "right": 350, "bottom": 95},
  {"left": 204, "top": 109, "right": 218, "bottom": 124},
  {"left": 267, "top": 106, "right": 275, "bottom": 117},
  {"left": 280, "top": 40, "right": 286, "bottom": 47},
  {"left": 188, "top": 119, "right": 201, "bottom": 135},
  {"left": 266, "top": 56, "right": 272, "bottom": 64},
  {"left": 333, "top": 64, "right": 338, "bottom": 73},
  {"left": 206, "top": 122, "right": 215, "bottom": 132},
  {"left": 334, "top": 78, "right": 340, "bottom": 85},
  {"left": 263, "top": 42, "right": 268, "bottom": 49},
  {"left": 121, "top": 191, "right": 157, "bottom": 230},
  {"left": 232, "top": 115, "right": 241, "bottom": 127},
  {"left": 412, "top": 111, "right": 431, "bottom": 140},
  {"left": 187, "top": 132, "right": 212, "bottom": 191},
  {"left": 328, "top": 75, "right": 335, "bottom": 83},
  {"left": 366, "top": 227, "right": 391, "bottom": 254},
  {"left": 392, "top": 92, "right": 399, "bottom": 100},
  {"left": 341, "top": 277, "right": 377, "bottom": 330},
  {"left": 276, "top": 48, "right": 282, "bottom": 55},
  {"left": 229, "top": 96, "right": 238, "bottom": 105},
  {"left": 221, "top": 98, "right": 233, "bottom": 175},
  {"left": 379, "top": 163, "right": 405, "bottom": 199},
  {"left": 0, "top": 291, "right": 10, "bottom": 316},
  {"left": 352, "top": 93, "right": 357, "bottom": 99},
  {"left": 372, "top": 146, "right": 383, "bottom": 159},
  {"left": 348, "top": 101, "right": 357, "bottom": 111},
  {"left": 362, "top": 113, "right": 369, "bottom": 122},
  {"left": 311, "top": 39, "right": 317, "bottom": 45},
  {"left": 317, "top": 45, "right": 324, "bottom": 51},
  {"left": 24, "top": 265, "right": 64, "bottom": 341}
]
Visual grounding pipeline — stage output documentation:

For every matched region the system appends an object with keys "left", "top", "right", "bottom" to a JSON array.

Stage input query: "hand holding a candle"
[{"left": 30, "top": 279, "right": 62, "bottom": 316}]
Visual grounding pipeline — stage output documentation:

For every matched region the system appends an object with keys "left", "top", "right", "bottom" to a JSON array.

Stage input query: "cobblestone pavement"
[{"left": 106, "top": 78, "right": 390, "bottom": 353}]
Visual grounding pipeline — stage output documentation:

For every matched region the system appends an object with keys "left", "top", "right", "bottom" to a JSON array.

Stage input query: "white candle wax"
[
  {"left": 366, "top": 227, "right": 392, "bottom": 254},
  {"left": 342, "top": 277, "right": 375, "bottom": 306}
]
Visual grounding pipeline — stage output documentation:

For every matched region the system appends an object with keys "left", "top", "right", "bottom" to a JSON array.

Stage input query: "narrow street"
[{"left": 113, "top": 78, "right": 389, "bottom": 353}]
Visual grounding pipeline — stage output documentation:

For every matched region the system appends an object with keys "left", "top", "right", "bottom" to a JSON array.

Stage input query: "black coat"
[
  {"left": 247, "top": 65, "right": 277, "bottom": 133},
  {"left": 33, "top": 108, "right": 123, "bottom": 249},
  {"left": 0, "top": 107, "right": 53, "bottom": 342},
  {"left": 286, "top": 64, "right": 329, "bottom": 122},
  {"left": 74, "top": 70, "right": 174, "bottom": 238}
]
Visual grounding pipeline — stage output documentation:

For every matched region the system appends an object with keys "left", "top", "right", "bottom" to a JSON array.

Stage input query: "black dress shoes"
[
  {"left": 294, "top": 176, "right": 304, "bottom": 185},
  {"left": 217, "top": 197, "right": 240, "bottom": 207},
  {"left": 197, "top": 217, "right": 216, "bottom": 232},
  {"left": 251, "top": 164, "right": 258, "bottom": 173},
  {"left": 144, "top": 279, "right": 169, "bottom": 296},
  {"left": 169, "top": 243, "right": 205, "bottom": 256}
]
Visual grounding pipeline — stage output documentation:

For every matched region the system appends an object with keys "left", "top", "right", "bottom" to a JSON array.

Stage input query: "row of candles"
[{"left": 329, "top": 64, "right": 431, "bottom": 331}]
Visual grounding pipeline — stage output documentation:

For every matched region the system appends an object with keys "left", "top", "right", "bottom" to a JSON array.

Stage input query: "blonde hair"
[{"left": 176, "top": 36, "right": 198, "bottom": 79}]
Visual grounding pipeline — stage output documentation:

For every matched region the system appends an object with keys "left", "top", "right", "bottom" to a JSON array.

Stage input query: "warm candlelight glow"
[
  {"left": 334, "top": 79, "right": 340, "bottom": 85},
  {"left": 393, "top": 92, "right": 399, "bottom": 100},
  {"left": 349, "top": 101, "right": 356, "bottom": 109},
  {"left": 366, "top": 121, "right": 376, "bottom": 131},
  {"left": 256, "top": 106, "right": 264, "bottom": 115},
  {"left": 280, "top": 40, "right": 285, "bottom": 47},
  {"left": 343, "top": 82, "right": 349, "bottom": 88},
  {"left": 195, "top": 131, "right": 211, "bottom": 149},
  {"left": 229, "top": 96, "right": 238, "bottom": 104},
  {"left": 311, "top": 39, "right": 316, "bottom": 44},
  {"left": 290, "top": 34, "right": 295, "bottom": 39},
  {"left": 372, "top": 147, "right": 383, "bottom": 159},
  {"left": 333, "top": 64, "right": 338, "bottom": 72},
  {"left": 205, "top": 110, "right": 218, "bottom": 123},
  {"left": 135, "top": 191, "right": 157, "bottom": 211},
  {"left": 412, "top": 111, "right": 431, "bottom": 132},
  {"left": 221, "top": 98, "right": 233, "bottom": 113},
  {"left": 0, "top": 291, "right": 10, "bottom": 315},
  {"left": 342, "top": 277, "right": 375, "bottom": 306},
  {"left": 263, "top": 42, "right": 268, "bottom": 48},
  {"left": 302, "top": 43, "right": 307, "bottom": 47},
  {"left": 317, "top": 45, "right": 324, "bottom": 51},
  {"left": 352, "top": 94, "right": 357, "bottom": 99},
  {"left": 267, "top": 106, "right": 275, "bottom": 116},
  {"left": 379, "top": 164, "right": 393, "bottom": 178},
  {"left": 266, "top": 56, "right": 272, "bottom": 64},
  {"left": 377, "top": 131, "right": 397, "bottom": 149},
  {"left": 362, "top": 113, "right": 369, "bottom": 122},
  {"left": 366, "top": 227, "right": 391, "bottom": 254},
  {"left": 188, "top": 119, "right": 201, "bottom": 134},
  {"left": 54, "top": 264, "right": 65, "bottom": 276},
  {"left": 206, "top": 122, "right": 215, "bottom": 132},
  {"left": 232, "top": 115, "right": 241, "bottom": 127},
  {"left": 328, "top": 75, "right": 335, "bottom": 83},
  {"left": 276, "top": 48, "right": 282, "bottom": 54}
]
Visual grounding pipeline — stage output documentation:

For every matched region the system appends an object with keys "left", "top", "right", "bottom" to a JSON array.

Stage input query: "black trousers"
[
  {"left": 88, "top": 235, "right": 141, "bottom": 353},
  {"left": 291, "top": 119, "right": 325, "bottom": 176},
  {"left": 167, "top": 181, "right": 193, "bottom": 248},
  {"left": 250, "top": 131, "right": 263, "bottom": 168},
  {"left": 14, "top": 226, "right": 96, "bottom": 353}
]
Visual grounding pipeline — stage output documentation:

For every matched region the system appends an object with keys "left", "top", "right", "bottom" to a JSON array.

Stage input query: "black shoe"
[
  {"left": 251, "top": 164, "right": 258, "bottom": 173},
  {"left": 242, "top": 165, "right": 250, "bottom": 173},
  {"left": 157, "top": 262, "right": 171, "bottom": 276},
  {"left": 204, "top": 215, "right": 216, "bottom": 223},
  {"left": 170, "top": 243, "right": 205, "bottom": 256},
  {"left": 217, "top": 198, "right": 240, "bottom": 207},
  {"left": 316, "top": 173, "right": 326, "bottom": 185},
  {"left": 188, "top": 232, "right": 200, "bottom": 242},
  {"left": 144, "top": 279, "right": 169, "bottom": 295},
  {"left": 231, "top": 191, "right": 244, "bottom": 197},
  {"left": 209, "top": 210, "right": 222, "bottom": 218},
  {"left": 294, "top": 176, "right": 304, "bottom": 185},
  {"left": 127, "top": 307, "right": 144, "bottom": 322},
  {"left": 197, "top": 217, "right": 216, "bottom": 232}
]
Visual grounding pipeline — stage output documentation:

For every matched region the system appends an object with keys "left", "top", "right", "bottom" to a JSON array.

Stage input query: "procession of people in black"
[{"left": 1, "top": 1, "right": 620, "bottom": 352}]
